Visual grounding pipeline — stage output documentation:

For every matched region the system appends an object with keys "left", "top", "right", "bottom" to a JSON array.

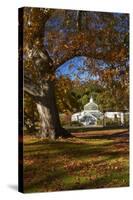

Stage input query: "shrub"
[
  {"left": 97, "top": 119, "right": 103, "bottom": 125},
  {"left": 60, "top": 113, "right": 71, "bottom": 126},
  {"left": 105, "top": 118, "right": 121, "bottom": 127}
]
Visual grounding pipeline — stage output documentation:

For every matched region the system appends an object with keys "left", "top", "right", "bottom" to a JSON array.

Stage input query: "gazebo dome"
[{"left": 84, "top": 97, "right": 98, "bottom": 111}]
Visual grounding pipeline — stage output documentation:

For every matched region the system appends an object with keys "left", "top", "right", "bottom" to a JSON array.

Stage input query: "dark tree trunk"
[{"left": 36, "top": 79, "right": 69, "bottom": 139}]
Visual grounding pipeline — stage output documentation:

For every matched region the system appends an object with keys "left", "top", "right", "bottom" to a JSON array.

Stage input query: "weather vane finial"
[{"left": 90, "top": 95, "right": 93, "bottom": 103}]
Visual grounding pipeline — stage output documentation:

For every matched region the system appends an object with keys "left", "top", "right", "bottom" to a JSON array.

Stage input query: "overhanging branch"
[
  {"left": 24, "top": 84, "right": 37, "bottom": 97},
  {"left": 53, "top": 45, "right": 126, "bottom": 70},
  {"left": 24, "top": 75, "right": 41, "bottom": 97}
]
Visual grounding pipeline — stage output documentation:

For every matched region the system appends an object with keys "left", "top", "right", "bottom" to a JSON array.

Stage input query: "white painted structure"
[
  {"left": 71, "top": 96, "right": 128, "bottom": 126},
  {"left": 71, "top": 97, "right": 103, "bottom": 126},
  {"left": 105, "top": 112, "right": 124, "bottom": 124}
]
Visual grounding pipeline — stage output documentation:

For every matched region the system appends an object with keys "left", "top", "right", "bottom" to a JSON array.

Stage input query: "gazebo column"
[{"left": 120, "top": 112, "right": 124, "bottom": 126}]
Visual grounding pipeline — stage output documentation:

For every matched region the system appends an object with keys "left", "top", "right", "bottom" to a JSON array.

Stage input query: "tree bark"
[{"left": 36, "top": 79, "right": 69, "bottom": 139}]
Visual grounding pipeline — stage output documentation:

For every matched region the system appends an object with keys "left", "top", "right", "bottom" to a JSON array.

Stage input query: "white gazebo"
[{"left": 71, "top": 96, "right": 103, "bottom": 126}]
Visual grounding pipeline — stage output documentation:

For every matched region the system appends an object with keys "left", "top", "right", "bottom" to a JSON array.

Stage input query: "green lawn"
[{"left": 23, "top": 129, "right": 129, "bottom": 193}]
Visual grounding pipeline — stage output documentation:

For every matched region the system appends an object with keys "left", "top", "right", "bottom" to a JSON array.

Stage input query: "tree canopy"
[{"left": 21, "top": 7, "right": 129, "bottom": 137}]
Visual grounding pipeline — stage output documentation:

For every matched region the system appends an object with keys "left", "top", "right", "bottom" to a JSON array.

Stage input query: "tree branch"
[
  {"left": 24, "top": 76, "right": 41, "bottom": 97},
  {"left": 53, "top": 50, "right": 102, "bottom": 69},
  {"left": 24, "top": 84, "right": 37, "bottom": 97},
  {"left": 53, "top": 44, "right": 126, "bottom": 70}
]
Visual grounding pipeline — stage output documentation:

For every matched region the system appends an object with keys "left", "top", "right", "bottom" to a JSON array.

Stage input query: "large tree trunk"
[{"left": 36, "top": 79, "right": 69, "bottom": 139}]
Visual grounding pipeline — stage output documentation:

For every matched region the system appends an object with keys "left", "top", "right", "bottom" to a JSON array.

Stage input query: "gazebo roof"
[{"left": 84, "top": 97, "right": 98, "bottom": 111}]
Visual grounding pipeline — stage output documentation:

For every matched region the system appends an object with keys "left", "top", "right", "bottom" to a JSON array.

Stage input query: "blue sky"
[
  {"left": 56, "top": 56, "right": 87, "bottom": 80},
  {"left": 55, "top": 55, "right": 110, "bottom": 81},
  {"left": 56, "top": 56, "right": 100, "bottom": 81}
]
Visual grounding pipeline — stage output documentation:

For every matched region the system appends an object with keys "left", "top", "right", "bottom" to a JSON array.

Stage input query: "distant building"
[
  {"left": 71, "top": 96, "right": 128, "bottom": 126},
  {"left": 71, "top": 96, "right": 103, "bottom": 126}
]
